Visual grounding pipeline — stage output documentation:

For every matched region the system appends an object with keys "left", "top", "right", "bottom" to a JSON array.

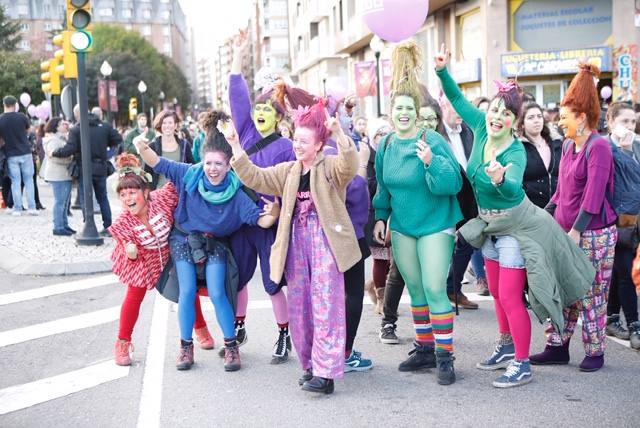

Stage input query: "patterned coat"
[{"left": 109, "top": 183, "right": 178, "bottom": 289}]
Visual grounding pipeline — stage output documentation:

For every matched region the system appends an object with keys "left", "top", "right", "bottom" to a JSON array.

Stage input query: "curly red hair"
[
  {"left": 115, "top": 154, "right": 148, "bottom": 193},
  {"left": 561, "top": 62, "right": 601, "bottom": 129}
]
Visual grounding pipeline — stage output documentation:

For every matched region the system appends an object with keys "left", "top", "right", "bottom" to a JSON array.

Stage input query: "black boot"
[
  {"left": 398, "top": 342, "right": 436, "bottom": 372},
  {"left": 435, "top": 350, "right": 456, "bottom": 385},
  {"left": 301, "top": 376, "right": 334, "bottom": 394},
  {"left": 298, "top": 368, "right": 313, "bottom": 386},
  {"left": 271, "top": 327, "right": 290, "bottom": 365}
]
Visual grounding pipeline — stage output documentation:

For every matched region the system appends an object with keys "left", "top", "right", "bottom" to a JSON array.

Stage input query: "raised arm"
[
  {"left": 229, "top": 140, "right": 290, "bottom": 197},
  {"left": 229, "top": 30, "right": 261, "bottom": 147},
  {"left": 326, "top": 111, "right": 359, "bottom": 188},
  {"left": 133, "top": 133, "right": 160, "bottom": 168},
  {"left": 434, "top": 44, "right": 485, "bottom": 132}
]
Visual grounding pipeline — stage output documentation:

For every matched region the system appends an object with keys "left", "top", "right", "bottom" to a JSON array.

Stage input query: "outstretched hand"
[
  {"left": 484, "top": 148, "right": 512, "bottom": 185},
  {"left": 434, "top": 43, "right": 451, "bottom": 71}
]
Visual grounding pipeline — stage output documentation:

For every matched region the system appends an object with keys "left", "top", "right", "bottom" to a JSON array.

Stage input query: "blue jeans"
[
  {"left": 7, "top": 154, "right": 35, "bottom": 211},
  {"left": 78, "top": 175, "right": 112, "bottom": 229},
  {"left": 481, "top": 235, "right": 525, "bottom": 268},
  {"left": 471, "top": 249, "right": 486, "bottom": 280},
  {"left": 50, "top": 180, "right": 72, "bottom": 231}
]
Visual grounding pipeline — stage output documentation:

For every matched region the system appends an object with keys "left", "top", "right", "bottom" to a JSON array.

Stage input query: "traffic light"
[
  {"left": 41, "top": 58, "right": 61, "bottom": 95},
  {"left": 129, "top": 97, "right": 138, "bottom": 121},
  {"left": 66, "top": 0, "right": 93, "bottom": 52},
  {"left": 53, "top": 31, "right": 77, "bottom": 79}
]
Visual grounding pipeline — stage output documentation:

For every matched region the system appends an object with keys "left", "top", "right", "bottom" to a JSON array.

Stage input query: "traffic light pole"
[{"left": 75, "top": 51, "right": 103, "bottom": 246}]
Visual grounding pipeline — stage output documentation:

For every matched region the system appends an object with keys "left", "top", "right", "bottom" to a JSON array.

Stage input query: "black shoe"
[
  {"left": 99, "top": 229, "right": 112, "bottom": 238},
  {"left": 271, "top": 328, "right": 290, "bottom": 365},
  {"left": 65, "top": 226, "right": 77, "bottom": 234},
  {"left": 398, "top": 342, "right": 436, "bottom": 372},
  {"left": 435, "top": 350, "right": 456, "bottom": 385},
  {"left": 36, "top": 204, "right": 46, "bottom": 210},
  {"left": 380, "top": 323, "right": 400, "bottom": 344},
  {"left": 298, "top": 369, "right": 313, "bottom": 386},
  {"left": 53, "top": 229, "right": 74, "bottom": 236},
  {"left": 301, "top": 376, "right": 334, "bottom": 394}
]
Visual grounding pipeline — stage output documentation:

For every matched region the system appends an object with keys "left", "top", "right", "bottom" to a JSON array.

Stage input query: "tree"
[
  {"left": 0, "top": 51, "right": 45, "bottom": 108},
  {"left": 0, "top": 5, "right": 21, "bottom": 51}
]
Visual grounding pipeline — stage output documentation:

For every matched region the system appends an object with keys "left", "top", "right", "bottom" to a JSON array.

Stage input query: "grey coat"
[{"left": 460, "top": 197, "right": 596, "bottom": 332}]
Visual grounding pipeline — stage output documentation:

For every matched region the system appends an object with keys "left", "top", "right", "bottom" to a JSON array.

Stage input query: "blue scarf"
[{"left": 183, "top": 163, "right": 241, "bottom": 204}]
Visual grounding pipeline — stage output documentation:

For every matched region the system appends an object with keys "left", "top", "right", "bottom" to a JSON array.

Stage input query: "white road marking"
[
  {"left": 0, "top": 360, "right": 129, "bottom": 415},
  {"left": 136, "top": 294, "right": 169, "bottom": 428},
  {"left": 0, "top": 274, "right": 118, "bottom": 306},
  {"left": 0, "top": 306, "right": 120, "bottom": 348}
]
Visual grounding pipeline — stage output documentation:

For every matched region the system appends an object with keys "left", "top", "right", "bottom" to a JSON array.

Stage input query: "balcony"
[{"left": 308, "top": 2, "right": 329, "bottom": 23}]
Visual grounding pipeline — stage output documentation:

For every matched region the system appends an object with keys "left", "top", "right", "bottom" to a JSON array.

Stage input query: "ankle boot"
[
  {"left": 529, "top": 341, "right": 570, "bottom": 365},
  {"left": 579, "top": 354, "right": 604, "bottom": 372},
  {"left": 629, "top": 321, "right": 640, "bottom": 350},
  {"left": 298, "top": 368, "right": 313, "bottom": 386},
  {"left": 398, "top": 342, "right": 436, "bottom": 372},
  {"left": 605, "top": 314, "right": 630, "bottom": 340},
  {"left": 301, "top": 376, "right": 334, "bottom": 394},
  {"left": 435, "top": 351, "right": 456, "bottom": 385}
]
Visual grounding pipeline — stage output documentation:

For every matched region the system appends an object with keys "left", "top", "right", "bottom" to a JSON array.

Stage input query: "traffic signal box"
[
  {"left": 41, "top": 58, "right": 61, "bottom": 95},
  {"left": 53, "top": 31, "right": 78, "bottom": 79},
  {"left": 129, "top": 98, "right": 138, "bottom": 121},
  {"left": 66, "top": 0, "right": 93, "bottom": 52}
]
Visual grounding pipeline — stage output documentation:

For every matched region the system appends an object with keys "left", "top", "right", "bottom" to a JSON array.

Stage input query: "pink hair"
[{"left": 293, "top": 99, "right": 330, "bottom": 144}]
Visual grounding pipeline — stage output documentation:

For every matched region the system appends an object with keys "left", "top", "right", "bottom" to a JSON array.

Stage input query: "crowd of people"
[{"left": 2, "top": 33, "right": 640, "bottom": 395}]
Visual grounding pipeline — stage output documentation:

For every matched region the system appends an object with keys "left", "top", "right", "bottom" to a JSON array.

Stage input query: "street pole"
[
  {"left": 375, "top": 51, "right": 381, "bottom": 117},
  {"left": 105, "top": 80, "right": 111, "bottom": 126},
  {"left": 140, "top": 93, "right": 145, "bottom": 117},
  {"left": 75, "top": 51, "right": 103, "bottom": 246}
]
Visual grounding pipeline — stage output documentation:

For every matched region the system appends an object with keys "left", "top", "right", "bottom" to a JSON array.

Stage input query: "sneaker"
[
  {"left": 398, "top": 342, "right": 436, "bottom": 372},
  {"left": 53, "top": 229, "right": 74, "bottom": 236},
  {"left": 11, "top": 210, "right": 21, "bottom": 217},
  {"left": 224, "top": 345, "right": 241, "bottom": 371},
  {"left": 194, "top": 326, "right": 215, "bottom": 350},
  {"left": 629, "top": 321, "right": 640, "bottom": 350},
  {"left": 476, "top": 278, "right": 490, "bottom": 296},
  {"left": 476, "top": 342, "right": 515, "bottom": 370},
  {"left": 114, "top": 339, "right": 134, "bottom": 366},
  {"left": 218, "top": 321, "right": 248, "bottom": 357},
  {"left": 27, "top": 209, "right": 39, "bottom": 216},
  {"left": 492, "top": 359, "right": 532, "bottom": 388},
  {"left": 176, "top": 342, "right": 194, "bottom": 370},
  {"left": 605, "top": 315, "right": 630, "bottom": 340},
  {"left": 271, "top": 328, "right": 291, "bottom": 364},
  {"left": 345, "top": 350, "right": 373, "bottom": 372},
  {"left": 99, "top": 229, "right": 112, "bottom": 238},
  {"left": 435, "top": 350, "right": 456, "bottom": 385},
  {"left": 65, "top": 226, "right": 77, "bottom": 234},
  {"left": 380, "top": 323, "right": 400, "bottom": 344}
]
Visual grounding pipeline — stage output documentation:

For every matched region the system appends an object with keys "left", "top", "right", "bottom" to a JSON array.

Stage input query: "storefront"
[{"left": 503, "top": 0, "right": 614, "bottom": 107}]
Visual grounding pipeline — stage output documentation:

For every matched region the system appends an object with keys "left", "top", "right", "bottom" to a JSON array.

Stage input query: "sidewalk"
[{"left": 0, "top": 176, "right": 122, "bottom": 276}]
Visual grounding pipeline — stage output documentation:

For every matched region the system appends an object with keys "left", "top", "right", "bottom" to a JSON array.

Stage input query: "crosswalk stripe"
[
  {"left": 137, "top": 295, "right": 169, "bottom": 428},
  {"left": 0, "top": 360, "right": 129, "bottom": 415},
  {"left": 0, "top": 306, "right": 120, "bottom": 348},
  {"left": 0, "top": 274, "right": 119, "bottom": 306}
]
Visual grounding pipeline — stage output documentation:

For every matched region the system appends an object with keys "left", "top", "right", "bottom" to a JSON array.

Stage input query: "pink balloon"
[
  {"left": 19, "top": 92, "right": 31, "bottom": 108},
  {"left": 27, "top": 104, "right": 37, "bottom": 117},
  {"left": 325, "top": 76, "right": 348, "bottom": 101},
  {"left": 600, "top": 86, "right": 612, "bottom": 100},
  {"left": 36, "top": 104, "right": 49, "bottom": 121},
  {"left": 363, "top": 0, "right": 429, "bottom": 43}
]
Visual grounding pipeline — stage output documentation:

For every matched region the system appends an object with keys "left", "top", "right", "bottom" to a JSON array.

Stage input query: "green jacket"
[{"left": 460, "top": 197, "right": 595, "bottom": 332}]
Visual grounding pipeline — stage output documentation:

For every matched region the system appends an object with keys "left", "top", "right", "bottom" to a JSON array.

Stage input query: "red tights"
[{"left": 372, "top": 259, "right": 391, "bottom": 289}]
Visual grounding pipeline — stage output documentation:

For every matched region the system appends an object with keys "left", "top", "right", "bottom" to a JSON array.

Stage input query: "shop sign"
[
  {"left": 613, "top": 44, "right": 638, "bottom": 103},
  {"left": 501, "top": 46, "right": 612, "bottom": 77},
  {"left": 452, "top": 59, "right": 481, "bottom": 84}
]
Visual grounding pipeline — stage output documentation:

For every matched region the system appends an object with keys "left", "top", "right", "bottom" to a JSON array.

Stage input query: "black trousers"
[
  {"left": 381, "top": 256, "right": 405, "bottom": 326},
  {"left": 446, "top": 234, "right": 474, "bottom": 294},
  {"left": 344, "top": 238, "right": 369, "bottom": 353},
  {"left": 608, "top": 244, "right": 639, "bottom": 324}
]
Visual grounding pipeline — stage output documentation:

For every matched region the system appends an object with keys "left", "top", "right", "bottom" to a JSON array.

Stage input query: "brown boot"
[
  {"left": 224, "top": 345, "right": 241, "bottom": 372},
  {"left": 365, "top": 279, "right": 377, "bottom": 304},
  {"left": 448, "top": 292, "right": 479, "bottom": 310},
  {"left": 375, "top": 287, "right": 385, "bottom": 314},
  {"left": 194, "top": 326, "right": 215, "bottom": 350}
]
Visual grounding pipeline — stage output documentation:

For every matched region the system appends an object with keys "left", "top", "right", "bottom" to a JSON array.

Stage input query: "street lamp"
[
  {"left": 322, "top": 72, "right": 328, "bottom": 97},
  {"left": 369, "top": 35, "right": 384, "bottom": 117},
  {"left": 137, "top": 80, "right": 147, "bottom": 116},
  {"left": 158, "top": 90, "right": 165, "bottom": 112},
  {"left": 100, "top": 60, "right": 112, "bottom": 123}
]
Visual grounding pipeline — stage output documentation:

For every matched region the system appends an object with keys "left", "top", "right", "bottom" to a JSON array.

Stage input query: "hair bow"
[
  {"left": 292, "top": 105, "right": 312, "bottom": 122},
  {"left": 494, "top": 80, "right": 517, "bottom": 93}
]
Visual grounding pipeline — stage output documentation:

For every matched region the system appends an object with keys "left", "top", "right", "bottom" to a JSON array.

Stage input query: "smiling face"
[
  {"left": 523, "top": 106, "right": 544, "bottom": 137},
  {"left": 203, "top": 151, "right": 231, "bottom": 185},
  {"left": 485, "top": 98, "right": 515, "bottom": 139},
  {"left": 118, "top": 187, "right": 149, "bottom": 217},
  {"left": 558, "top": 106, "right": 585, "bottom": 139},
  {"left": 161, "top": 116, "right": 176, "bottom": 137},
  {"left": 253, "top": 101, "right": 279, "bottom": 135},
  {"left": 418, "top": 106, "right": 438, "bottom": 131},
  {"left": 392, "top": 95, "right": 417, "bottom": 135},
  {"left": 292, "top": 126, "right": 322, "bottom": 164}
]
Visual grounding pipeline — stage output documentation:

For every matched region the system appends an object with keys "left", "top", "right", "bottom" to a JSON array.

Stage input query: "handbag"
[{"left": 67, "top": 160, "right": 79, "bottom": 178}]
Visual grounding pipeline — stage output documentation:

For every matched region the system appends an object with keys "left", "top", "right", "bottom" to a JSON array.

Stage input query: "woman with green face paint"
[
  {"left": 372, "top": 41, "right": 463, "bottom": 386},
  {"left": 435, "top": 45, "right": 595, "bottom": 388}
]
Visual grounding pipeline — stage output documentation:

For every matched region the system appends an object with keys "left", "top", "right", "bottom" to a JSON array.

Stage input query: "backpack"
[{"left": 563, "top": 136, "right": 640, "bottom": 216}]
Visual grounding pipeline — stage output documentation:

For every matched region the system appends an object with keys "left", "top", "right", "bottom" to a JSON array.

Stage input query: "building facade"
[{"left": 1, "top": 0, "right": 196, "bottom": 95}]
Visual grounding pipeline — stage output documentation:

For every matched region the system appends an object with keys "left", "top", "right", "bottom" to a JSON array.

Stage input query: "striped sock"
[
  {"left": 431, "top": 310, "right": 454, "bottom": 353},
  {"left": 411, "top": 305, "right": 434, "bottom": 346}
]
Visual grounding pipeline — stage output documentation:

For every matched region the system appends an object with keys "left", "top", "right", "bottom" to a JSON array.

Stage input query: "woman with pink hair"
[{"left": 229, "top": 100, "right": 360, "bottom": 395}]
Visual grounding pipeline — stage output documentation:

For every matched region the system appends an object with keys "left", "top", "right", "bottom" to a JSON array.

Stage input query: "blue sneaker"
[
  {"left": 492, "top": 359, "right": 532, "bottom": 388},
  {"left": 476, "top": 342, "right": 515, "bottom": 370},
  {"left": 345, "top": 350, "right": 373, "bottom": 372}
]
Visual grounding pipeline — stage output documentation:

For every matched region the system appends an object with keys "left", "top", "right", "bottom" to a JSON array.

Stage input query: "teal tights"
[{"left": 391, "top": 231, "right": 454, "bottom": 314}]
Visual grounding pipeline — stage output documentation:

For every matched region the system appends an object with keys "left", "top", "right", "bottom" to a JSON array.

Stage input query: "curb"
[{"left": 0, "top": 244, "right": 112, "bottom": 276}]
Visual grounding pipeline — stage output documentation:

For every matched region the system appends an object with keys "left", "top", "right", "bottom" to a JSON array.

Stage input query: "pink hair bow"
[
  {"left": 292, "top": 105, "right": 312, "bottom": 122},
  {"left": 494, "top": 80, "right": 517, "bottom": 93}
]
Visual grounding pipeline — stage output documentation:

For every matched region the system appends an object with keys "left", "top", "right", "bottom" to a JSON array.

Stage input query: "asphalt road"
[{"left": 0, "top": 267, "right": 638, "bottom": 428}]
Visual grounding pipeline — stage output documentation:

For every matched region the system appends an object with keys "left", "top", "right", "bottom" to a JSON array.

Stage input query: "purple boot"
[
  {"left": 529, "top": 342, "right": 570, "bottom": 365},
  {"left": 578, "top": 355, "right": 604, "bottom": 372}
]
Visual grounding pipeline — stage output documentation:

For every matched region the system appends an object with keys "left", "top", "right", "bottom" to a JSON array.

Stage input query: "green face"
[
  {"left": 485, "top": 98, "right": 515, "bottom": 139},
  {"left": 253, "top": 101, "right": 278, "bottom": 135},
  {"left": 418, "top": 106, "right": 438, "bottom": 131},
  {"left": 392, "top": 95, "right": 417, "bottom": 134}
]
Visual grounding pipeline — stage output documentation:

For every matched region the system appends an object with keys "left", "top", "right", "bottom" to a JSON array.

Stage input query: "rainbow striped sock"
[
  {"left": 411, "top": 305, "right": 434, "bottom": 346},
  {"left": 431, "top": 310, "right": 454, "bottom": 352}
]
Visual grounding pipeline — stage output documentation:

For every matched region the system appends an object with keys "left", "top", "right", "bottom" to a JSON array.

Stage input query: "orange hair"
[{"left": 561, "top": 62, "right": 601, "bottom": 129}]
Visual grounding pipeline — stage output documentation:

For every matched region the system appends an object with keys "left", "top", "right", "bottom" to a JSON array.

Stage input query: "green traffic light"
[{"left": 70, "top": 30, "right": 93, "bottom": 52}]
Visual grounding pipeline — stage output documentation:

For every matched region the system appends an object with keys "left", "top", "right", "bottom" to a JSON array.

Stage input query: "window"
[
  {"left": 163, "top": 43, "right": 172, "bottom": 55},
  {"left": 18, "top": 40, "right": 30, "bottom": 50},
  {"left": 44, "top": 22, "right": 52, "bottom": 31},
  {"left": 297, "top": 35, "right": 302, "bottom": 52},
  {"left": 122, "top": 9, "right": 132, "bottom": 18},
  {"left": 20, "top": 23, "right": 29, "bottom": 32},
  {"left": 162, "top": 10, "right": 170, "bottom": 20},
  {"left": 162, "top": 26, "right": 170, "bottom": 36},
  {"left": 17, "top": 5, "right": 29, "bottom": 16},
  {"left": 142, "top": 9, "right": 151, "bottom": 19},
  {"left": 142, "top": 26, "right": 151, "bottom": 36},
  {"left": 99, "top": 8, "right": 113, "bottom": 17},
  {"left": 43, "top": 4, "right": 51, "bottom": 16},
  {"left": 45, "top": 42, "right": 53, "bottom": 51},
  {"left": 310, "top": 22, "right": 318, "bottom": 39},
  {"left": 338, "top": 1, "right": 343, "bottom": 31}
]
